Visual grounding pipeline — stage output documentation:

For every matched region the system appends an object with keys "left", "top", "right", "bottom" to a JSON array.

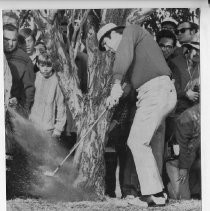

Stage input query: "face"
[
  {"left": 102, "top": 31, "right": 122, "bottom": 53},
  {"left": 187, "top": 48, "right": 200, "bottom": 63},
  {"left": 3, "top": 29, "right": 18, "bottom": 52},
  {"left": 38, "top": 60, "right": 53, "bottom": 78},
  {"left": 36, "top": 44, "right": 46, "bottom": 54},
  {"left": 158, "top": 37, "right": 174, "bottom": 59},
  {"left": 25, "top": 35, "right": 35, "bottom": 55},
  {"left": 176, "top": 22, "right": 194, "bottom": 44}
]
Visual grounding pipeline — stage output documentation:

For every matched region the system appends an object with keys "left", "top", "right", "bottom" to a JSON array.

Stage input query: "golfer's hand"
[
  {"left": 110, "top": 82, "right": 123, "bottom": 99},
  {"left": 177, "top": 168, "right": 188, "bottom": 184},
  {"left": 106, "top": 81, "right": 123, "bottom": 109},
  {"left": 8, "top": 97, "right": 18, "bottom": 109},
  {"left": 106, "top": 96, "right": 119, "bottom": 109},
  {"left": 186, "top": 89, "right": 199, "bottom": 102}
]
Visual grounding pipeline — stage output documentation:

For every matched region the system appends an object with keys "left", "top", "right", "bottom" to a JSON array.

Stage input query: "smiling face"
[
  {"left": 176, "top": 22, "right": 195, "bottom": 44},
  {"left": 3, "top": 29, "right": 18, "bottom": 52}
]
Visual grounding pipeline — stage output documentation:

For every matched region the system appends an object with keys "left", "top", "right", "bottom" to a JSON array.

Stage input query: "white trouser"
[{"left": 127, "top": 76, "right": 177, "bottom": 195}]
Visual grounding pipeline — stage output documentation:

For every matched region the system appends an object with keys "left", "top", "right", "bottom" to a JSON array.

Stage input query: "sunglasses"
[
  {"left": 175, "top": 28, "right": 191, "bottom": 35},
  {"left": 159, "top": 43, "right": 173, "bottom": 50}
]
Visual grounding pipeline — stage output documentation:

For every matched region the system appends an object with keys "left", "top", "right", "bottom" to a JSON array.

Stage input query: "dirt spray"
[{"left": 7, "top": 108, "right": 99, "bottom": 202}]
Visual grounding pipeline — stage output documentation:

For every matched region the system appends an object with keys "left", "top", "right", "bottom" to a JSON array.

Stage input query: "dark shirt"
[
  {"left": 176, "top": 104, "right": 200, "bottom": 169},
  {"left": 168, "top": 54, "right": 200, "bottom": 114},
  {"left": 5, "top": 47, "right": 35, "bottom": 110}
]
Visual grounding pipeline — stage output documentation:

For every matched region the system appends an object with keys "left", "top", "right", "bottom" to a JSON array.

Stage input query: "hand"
[
  {"left": 8, "top": 97, "right": 18, "bottom": 109},
  {"left": 106, "top": 96, "right": 119, "bottom": 109},
  {"left": 186, "top": 89, "right": 199, "bottom": 102},
  {"left": 106, "top": 82, "right": 123, "bottom": 109},
  {"left": 177, "top": 168, "right": 188, "bottom": 184},
  {"left": 110, "top": 82, "right": 123, "bottom": 100}
]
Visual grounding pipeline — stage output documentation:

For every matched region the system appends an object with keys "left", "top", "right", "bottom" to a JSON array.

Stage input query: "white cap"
[
  {"left": 161, "top": 18, "right": 178, "bottom": 27},
  {"left": 97, "top": 23, "right": 124, "bottom": 51},
  {"left": 182, "top": 34, "right": 200, "bottom": 50}
]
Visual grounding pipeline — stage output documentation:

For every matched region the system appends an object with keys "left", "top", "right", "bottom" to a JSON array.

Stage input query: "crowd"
[{"left": 3, "top": 11, "right": 200, "bottom": 207}]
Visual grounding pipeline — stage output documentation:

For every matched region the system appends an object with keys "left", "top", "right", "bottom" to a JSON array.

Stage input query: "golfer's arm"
[{"left": 112, "top": 27, "right": 135, "bottom": 83}]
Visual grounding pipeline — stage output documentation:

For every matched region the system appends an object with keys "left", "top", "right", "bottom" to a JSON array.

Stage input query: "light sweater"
[{"left": 29, "top": 72, "right": 66, "bottom": 135}]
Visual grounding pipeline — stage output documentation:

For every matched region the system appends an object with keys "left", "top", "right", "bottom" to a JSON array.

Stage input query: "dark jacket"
[
  {"left": 168, "top": 54, "right": 200, "bottom": 114},
  {"left": 176, "top": 104, "right": 200, "bottom": 169},
  {"left": 5, "top": 47, "right": 35, "bottom": 111}
]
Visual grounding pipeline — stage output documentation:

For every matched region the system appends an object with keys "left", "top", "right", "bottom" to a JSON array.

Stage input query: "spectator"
[
  {"left": 161, "top": 18, "right": 178, "bottom": 34},
  {"left": 166, "top": 104, "right": 200, "bottom": 199},
  {"left": 2, "top": 11, "right": 19, "bottom": 28},
  {"left": 97, "top": 23, "right": 177, "bottom": 207},
  {"left": 175, "top": 22, "right": 199, "bottom": 44},
  {"left": 19, "top": 28, "right": 48, "bottom": 74},
  {"left": 156, "top": 29, "right": 177, "bottom": 61},
  {"left": 19, "top": 28, "right": 37, "bottom": 64},
  {"left": 168, "top": 36, "right": 200, "bottom": 115},
  {"left": 35, "top": 41, "right": 47, "bottom": 55},
  {"left": 174, "top": 21, "right": 199, "bottom": 56},
  {"left": 29, "top": 53, "right": 66, "bottom": 139},
  {"left": 3, "top": 23, "right": 35, "bottom": 199},
  {"left": 176, "top": 104, "right": 200, "bottom": 199},
  {"left": 166, "top": 37, "right": 200, "bottom": 199},
  {"left": 3, "top": 24, "right": 35, "bottom": 114}
]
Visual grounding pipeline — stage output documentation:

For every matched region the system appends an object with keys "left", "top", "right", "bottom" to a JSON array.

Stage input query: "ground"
[{"left": 7, "top": 198, "right": 201, "bottom": 211}]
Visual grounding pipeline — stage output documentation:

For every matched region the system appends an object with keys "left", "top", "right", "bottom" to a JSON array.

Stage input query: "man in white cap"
[
  {"left": 161, "top": 17, "right": 178, "bottom": 34},
  {"left": 97, "top": 23, "right": 177, "bottom": 206}
]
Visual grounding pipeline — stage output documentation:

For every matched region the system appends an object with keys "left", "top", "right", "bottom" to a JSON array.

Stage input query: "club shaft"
[{"left": 50, "top": 108, "right": 107, "bottom": 176}]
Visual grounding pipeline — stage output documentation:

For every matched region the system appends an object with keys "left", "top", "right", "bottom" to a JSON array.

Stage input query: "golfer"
[{"left": 97, "top": 23, "right": 177, "bottom": 206}]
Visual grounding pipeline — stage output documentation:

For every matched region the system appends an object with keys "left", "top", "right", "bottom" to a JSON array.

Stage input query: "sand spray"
[{"left": 7, "top": 108, "right": 98, "bottom": 202}]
